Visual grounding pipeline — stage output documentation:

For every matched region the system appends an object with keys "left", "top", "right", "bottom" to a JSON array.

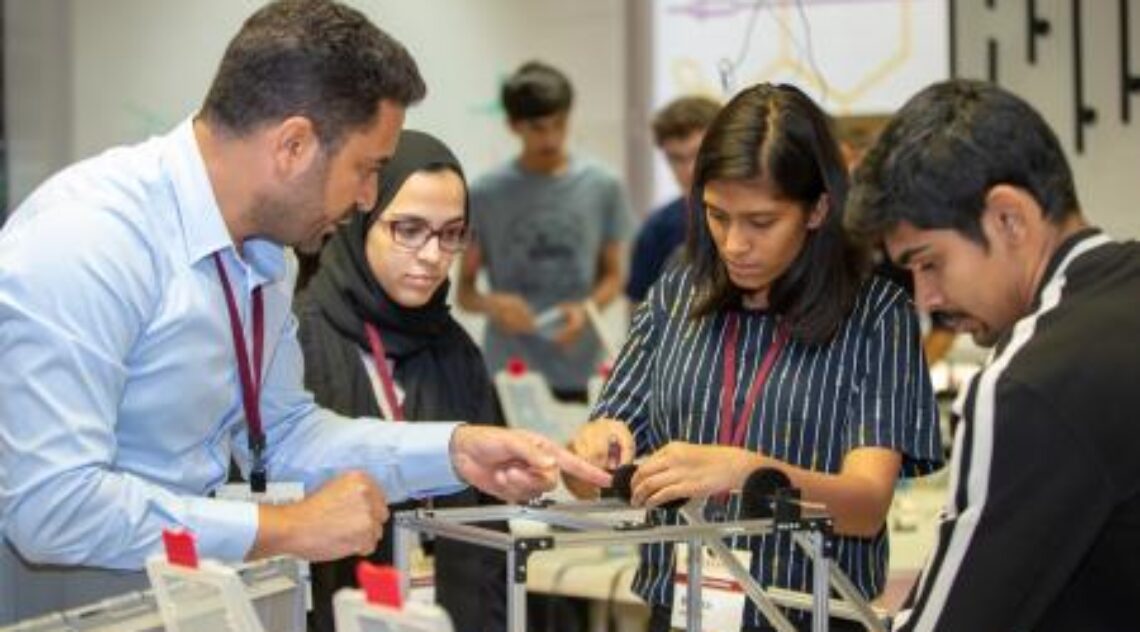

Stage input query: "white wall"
[
  {"left": 5, "top": 0, "right": 628, "bottom": 209},
  {"left": 3, "top": 0, "right": 630, "bottom": 345},
  {"left": 8, "top": 2, "right": 1138, "bottom": 235},
  {"left": 648, "top": 0, "right": 949, "bottom": 208},
  {"left": 4, "top": 0, "right": 73, "bottom": 212},
  {"left": 956, "top": 0, "right": 1140, "bottom": 238}
]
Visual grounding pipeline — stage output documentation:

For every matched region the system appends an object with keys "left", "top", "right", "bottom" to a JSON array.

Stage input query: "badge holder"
[{"left": 332, "top": 562, "right": 454, "bottom": 632}]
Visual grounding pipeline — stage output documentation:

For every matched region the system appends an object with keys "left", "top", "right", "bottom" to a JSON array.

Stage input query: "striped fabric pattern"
[{"left": 591, "top": 265, "right": 942, "bottom": 627}]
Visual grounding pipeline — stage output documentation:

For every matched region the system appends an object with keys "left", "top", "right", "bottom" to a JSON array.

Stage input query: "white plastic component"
[
  {"left": 494, "top": 358, "right": 571, "bottom": 443},
  {"left": 532, "top": 307, "right": 567, "bottom": 341},
  {"left": 586, "top": 373, "right": 607, "bottom": 408},
  {"left": 332, "top": 588, "right": 453, "bottom": 632},
  {"left": 146, "top": 557, "right": 264, "bottom": 632}
]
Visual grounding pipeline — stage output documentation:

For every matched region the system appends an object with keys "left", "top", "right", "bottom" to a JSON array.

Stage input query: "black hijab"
[{"left": 300, "top": 130, "right": 498, "bottom": 423}]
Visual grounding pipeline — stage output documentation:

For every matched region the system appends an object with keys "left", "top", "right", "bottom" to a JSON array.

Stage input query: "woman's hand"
[
  {"left": 564, "top": 418, "right": 635, "bottom": 498},
  {"left": 629, "top": 441, "right": 758, "bottom": 508}
]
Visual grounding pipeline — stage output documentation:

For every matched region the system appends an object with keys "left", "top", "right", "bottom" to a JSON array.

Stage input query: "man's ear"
[
  {"left": 981, "top": 184, "right": 1041, "bottom": 247},
  {"left": 269, "top": 116, "right": 321, "bottom": 179},
  {"left": 806, "top": 193, "right": 829, "bottom": 230}
]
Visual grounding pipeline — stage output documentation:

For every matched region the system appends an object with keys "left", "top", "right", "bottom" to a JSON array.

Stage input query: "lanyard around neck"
[
  {"left": 363, "top": 322, "right": 405, "bottom": 421},
  {"left": 717, "top": 313, "right": 791, "bottom": 449},
  {"left": 212, "top": 253, "right": 267, "bottom": 493}
]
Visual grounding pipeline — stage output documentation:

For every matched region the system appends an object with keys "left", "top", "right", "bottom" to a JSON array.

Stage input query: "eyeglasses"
[{"left": 381, "top": 218, "right": 470, "bottom": 253}]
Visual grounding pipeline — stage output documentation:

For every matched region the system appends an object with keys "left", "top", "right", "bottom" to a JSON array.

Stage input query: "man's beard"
[
  {"left": 934, "top": 311, "right": 1000, "bottom": 348},
  {"left": 251, "top": 158, "right": 330, "bottom": 246}
]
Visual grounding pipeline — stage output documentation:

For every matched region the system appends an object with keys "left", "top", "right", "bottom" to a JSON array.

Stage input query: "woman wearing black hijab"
[{"left": 295, "top": 130, "right": 504, "bottom": 632}]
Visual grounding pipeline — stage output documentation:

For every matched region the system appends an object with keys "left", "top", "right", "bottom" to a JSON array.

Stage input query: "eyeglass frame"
[{"left": 376, "top": 217, "right": 472, "bottom": 254}]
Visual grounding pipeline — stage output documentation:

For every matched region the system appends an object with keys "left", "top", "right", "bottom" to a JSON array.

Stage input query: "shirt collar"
[
  {"left": 1034, "top": 226, "right": 1104, "bottom": 304},
  {"left": 244, "top": 237, "right": 286, "bottom": 287},
  {"left": 161, "top": 117, "right": 285, "bottom": 286}
]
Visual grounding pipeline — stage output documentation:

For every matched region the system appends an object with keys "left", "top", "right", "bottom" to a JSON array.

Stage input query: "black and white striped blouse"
[{"left": 591, "top": 264, "right": 943, "bottom": 627}]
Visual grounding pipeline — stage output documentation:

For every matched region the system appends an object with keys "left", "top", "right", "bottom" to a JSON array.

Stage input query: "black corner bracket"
[
  {"left": 1072, "top": 0, "right": 1097, "bottom": 153},
  {"left": 1121, "top": 0, "right": 1140, "bottom": 123},
  {"left": 1028, "top": 0, "right": 1052, "bottom": 65}
]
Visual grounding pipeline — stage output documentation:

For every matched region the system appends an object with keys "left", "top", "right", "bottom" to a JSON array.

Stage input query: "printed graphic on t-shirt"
[{"left": 498, "top": 207, "right": 590, "bottom": 306}]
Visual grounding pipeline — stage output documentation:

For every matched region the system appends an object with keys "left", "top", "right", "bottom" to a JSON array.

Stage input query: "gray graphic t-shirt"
[{"left": 470, "top": 157, "right": 633, "bottom": 392}]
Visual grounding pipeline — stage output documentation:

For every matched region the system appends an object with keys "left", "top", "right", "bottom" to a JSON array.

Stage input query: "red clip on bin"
[
  {"left": 357, "top": 561, "right": 403, "bottom": 608},
  {"left": 333, "top": 561, "right": 454, "bottom": 631},
  {"left": 162, "top": 528, "right": 199, "bottom": 569}
]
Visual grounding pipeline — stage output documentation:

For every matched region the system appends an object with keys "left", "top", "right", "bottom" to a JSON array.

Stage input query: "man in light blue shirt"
[{"left": 0, "top": 0, "right": 608, "bottom": 620}]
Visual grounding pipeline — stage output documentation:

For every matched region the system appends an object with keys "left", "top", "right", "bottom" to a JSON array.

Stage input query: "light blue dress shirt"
[{"left": 0, "top": 119, "right": 462, "bottom": 570}]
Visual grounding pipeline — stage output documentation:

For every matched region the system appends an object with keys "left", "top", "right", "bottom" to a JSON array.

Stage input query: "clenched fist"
[{"left": 248, "top": 470, "right": 388, "bottom": 562}]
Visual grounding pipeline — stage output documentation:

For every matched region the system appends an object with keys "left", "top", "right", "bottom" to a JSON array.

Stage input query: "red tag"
[
  {"left": 597, "top": 360, "right": 614, "bottom": 379},
  {"left": 506, "top": 356, "right": 528, "bottom": 376},
  {"left": 162, "top": 528, "right": 198, "bottom": 569},
  {"left": 357, "top": 561, "right": 403, "bottom": 608}
]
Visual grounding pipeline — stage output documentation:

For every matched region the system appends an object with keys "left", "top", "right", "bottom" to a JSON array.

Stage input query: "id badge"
[
  {"left": 671, "top": 543, "right": 752, "bottom": 632},
  {"left": 215, "top": 481, "right": 305, "bottom": 505}
]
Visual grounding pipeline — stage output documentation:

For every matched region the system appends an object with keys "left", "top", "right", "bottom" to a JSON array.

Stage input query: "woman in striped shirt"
[{"left": 566, "top": 84, "right": 942, "bottom": 631}]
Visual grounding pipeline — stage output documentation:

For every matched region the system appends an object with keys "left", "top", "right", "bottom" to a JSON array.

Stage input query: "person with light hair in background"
[{"left": 626, "top": 95, "right": 721, "bottom": 304}]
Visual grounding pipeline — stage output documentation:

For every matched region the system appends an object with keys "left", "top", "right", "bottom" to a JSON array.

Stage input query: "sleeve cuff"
[
  {"left": 395, "top": 422, "right": 465, "bottom": 499},
  {"left": 183, "top": 495, "right": 259, "bottom": 562}
]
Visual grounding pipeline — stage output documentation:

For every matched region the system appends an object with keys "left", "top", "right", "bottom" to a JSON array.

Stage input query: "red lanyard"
[
  {"left": 213, "top": 253, "right": 267, "bottom": 493},
  {"left": 363, "top": 322, "right": 405, "bottom": 421},
  {"left": 717, "top": 313, "right": 790, "bottom": 449}
]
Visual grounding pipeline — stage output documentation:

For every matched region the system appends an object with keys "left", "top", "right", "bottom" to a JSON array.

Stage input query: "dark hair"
[
  {"left": 200, "top": 0, "right": 426, "bottom": 152},
  {"left": 652, "top": 95, "right": 721, "bottom": 145},
  {"left": 687, "top": 83, "right": 868, "bottom": 344},
  {"left": 846, "top": 79, "right": 1080, "bottom": 245},
  {"left": 500, "top": 61, "right": 574, "bottom": 121}
]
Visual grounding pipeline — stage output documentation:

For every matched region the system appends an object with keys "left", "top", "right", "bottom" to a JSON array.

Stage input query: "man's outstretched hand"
[{"left": 450, "top": 425, "right": 613, "bottom": 502}]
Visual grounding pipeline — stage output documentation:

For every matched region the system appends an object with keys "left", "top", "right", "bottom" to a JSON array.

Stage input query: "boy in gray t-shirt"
[{"left": 459, "top": 61, "right": 632, "bottom": 400}]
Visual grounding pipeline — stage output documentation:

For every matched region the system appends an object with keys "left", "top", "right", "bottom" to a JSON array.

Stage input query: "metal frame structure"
[{"left": 394, "top": 498, "right": 888, "bottom": 632}]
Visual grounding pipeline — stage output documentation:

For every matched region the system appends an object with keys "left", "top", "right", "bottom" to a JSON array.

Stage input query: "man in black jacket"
[{"left": 848, "top": 79, "right": 1140, "bottom": 631}]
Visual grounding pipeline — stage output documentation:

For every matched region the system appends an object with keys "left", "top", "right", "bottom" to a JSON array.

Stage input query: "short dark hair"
[
  {"left": 686, "top": 83, "right": 867, "bottom": 344},
  {"left": 847, "top": 79, "right": 1080, "bottom": 245},
  {"left": 501, "top": 61, "right": 573, "bottom": 121},
  {"left": 652, "top": 96, "right": 721, "bottom": 145},
  {"left": 200, "top": 0, "right": 426, "bottom": 151}
]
